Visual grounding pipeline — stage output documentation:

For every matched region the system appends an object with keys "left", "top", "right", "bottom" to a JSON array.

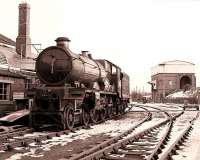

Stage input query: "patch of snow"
[
  {"left": 159, "top": 111, "right": 199, "bottom": 160},
  {"left": 5, "top": 153, "right": 23, "bottom": 160},
  {"left": 130, "top": 106, "right": 146, "bottom": 111},
  {"left": 171, "top": 112, "right": 200, "bottom": 160},
  {"left": 166, "top": 90, "right": 195, "bottom": 98},
  {"left": 143, "top": 103, "right": 183, "bottom": 111},
  {"left": 23, "top": 132, "right": 48, "bottom": 138},
  {"left": 14, "top": 147, "right": 25, "bottom": 151},
  {"left": 6, "top": 115, "right": 145, "bottom": 159}
]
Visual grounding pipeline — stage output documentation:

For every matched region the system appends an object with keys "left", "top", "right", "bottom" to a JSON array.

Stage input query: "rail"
[
  {"left": 68, "top": 105, "right": 183, "bottom": 160},
  {"left": 68, "top": 105, "right": 151, "bottom": 160}
]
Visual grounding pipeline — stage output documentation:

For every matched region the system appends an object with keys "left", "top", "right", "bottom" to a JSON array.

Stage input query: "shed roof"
[
  {"left": 151, "top": 60, "right": 195, "bottom": 76},
  {"left": 0, "top": 45, "right": 35, "bottom": 71},
  {"left": 158, "top": 60, "right": 194, "bottom": 66},
  {"left": 0, "top": 69, "right": 25, "bottom": 78},
  {"left": 0, "top": 34, "right": 15, "bottom": 46}
]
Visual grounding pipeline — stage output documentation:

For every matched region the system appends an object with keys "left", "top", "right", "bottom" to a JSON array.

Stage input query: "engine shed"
[
  {"left": 150, "top": 60, "right": 196, "bottom": 103},
  {"left": 0, "top": 2, "right": 37, "bottom": 116}
]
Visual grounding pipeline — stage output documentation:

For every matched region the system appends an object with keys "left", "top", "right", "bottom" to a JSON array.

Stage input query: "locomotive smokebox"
[{"left": 36, "top": 37, "right": 73, "bottom": 86}]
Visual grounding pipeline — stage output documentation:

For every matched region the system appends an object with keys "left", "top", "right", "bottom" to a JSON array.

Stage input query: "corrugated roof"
[
  {"left": 0, "top": 45, "right": 35, "bottom": 71},
  {"left": 0, "top": 34, "right": 15, "bottom": 46},
  {"left": 0, "top": 52, "right": 8, "bottom": 65},
  {"left": 0, "top": 69, "right": 25, "bottom": 78}
]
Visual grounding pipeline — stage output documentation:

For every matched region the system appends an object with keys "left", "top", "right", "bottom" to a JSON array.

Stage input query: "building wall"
[
  {"left": 0, "top": 75, "right": 26, "bottom": 115},
  {"left": 151, "top": 73, "right": 196, "bottom": 103}
]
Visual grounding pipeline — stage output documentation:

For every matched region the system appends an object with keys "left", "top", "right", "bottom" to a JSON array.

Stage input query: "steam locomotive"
[{"left": 30, "top": 37, "right": 130, "bottom": 130}]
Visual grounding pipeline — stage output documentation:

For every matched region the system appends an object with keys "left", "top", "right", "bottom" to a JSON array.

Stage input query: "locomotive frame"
[{"left": 30, "top": 37, "right": 130, "bottom": 130}]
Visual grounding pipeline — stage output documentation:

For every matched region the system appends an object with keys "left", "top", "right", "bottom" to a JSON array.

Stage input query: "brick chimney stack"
[{"left": 16, "top": 2, "right": 31, "bottom": 58}]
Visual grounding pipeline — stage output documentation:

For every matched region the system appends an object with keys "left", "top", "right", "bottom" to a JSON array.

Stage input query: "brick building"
[
  {"left": 0, "top": 2, "right": 36, "bottom": 115},
  {"left": 150, "top": 60, "right": 196, "bottom": 103}
]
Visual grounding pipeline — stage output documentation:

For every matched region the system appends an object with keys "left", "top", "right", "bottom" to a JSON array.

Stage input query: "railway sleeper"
[
  {"left": 143, "top": 135, "right": 157, "bottom": 139},
  {"left": 103, "top": 154, "right": 145, "bottom": 160},
  {"left": 160, "top": 144, "right": 165, "bottom": 149},
  {"left": 171, "top": 148, "right": 178, "bottom": 155},
  {"left": 117, "top": 149, "right": 151, "bottom": 155},
  {"left": 122, "top": 145, "right": 155, "bottom": 151},
  {"left": 141, "top": 139, "right": 159, "bottom": 144},
  {"left": 156, "top": 147, "right": 162, "bottom": 154},
  {"left": 132, "top": 142, "right": 157, "bottom": 146},
  {"left": 141, "top": 137, "right": 159, "bottom": 143}
]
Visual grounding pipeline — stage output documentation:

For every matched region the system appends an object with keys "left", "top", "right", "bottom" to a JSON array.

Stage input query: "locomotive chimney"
[
  {"left": 81, "top": 51, "right": 88, "bottom": 56},
  {"left": 55, "top": 37, "right": 71, "bottom": 50},
  {"left": 16, "top": 2, "right": 32, "bottom": 58},
  {"left": 88, "top": 53, "right": 92, "bottom": 59},
  {"left": 81, "top": 51, "right": 92, "bottom": 59}
]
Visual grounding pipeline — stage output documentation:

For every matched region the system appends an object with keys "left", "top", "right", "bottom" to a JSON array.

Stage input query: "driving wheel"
[
  {"left": 106, "top": 106, "right": 112, "bottom": 118},
  {"left": 82, "top": 109, "right": 90, "bottom": 126},
  {"left": 64, "top": 106, "right": 75, "bottom": 130},
  {"left": 90, "top": 108, "right": 99, "bottom": 123},
  {"left": 100, "top": 108, "right": 106, "bottom": 121}
]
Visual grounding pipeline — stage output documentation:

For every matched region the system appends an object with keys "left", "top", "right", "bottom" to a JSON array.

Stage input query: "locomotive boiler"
[
  {"left": 30, "top": 37, "right": 130, "bottom": 130},
  {"left": 36, "top": 37, "right": 107, "bottom": 86}
]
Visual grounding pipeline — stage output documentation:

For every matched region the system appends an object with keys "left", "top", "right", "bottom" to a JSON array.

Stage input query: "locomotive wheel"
[
  {"left": 118, "top": 105, "right": 123, "bottom": 114},
  {"left": 121, "top": 104, "right": 126, "bottom": 114},
  {"left": 82, "top": 110, "right": 90, "bottom": 126},
  {"left": 64, "top": 106, "right": 75, "bottom": 130},
  {"left": 100, "top": 109, "right": 106, "bottom": 121},
  {"left": 90, "top": 108, "right": 99, "bottom": 123},
  {"left": 121, "top": 105, "right": 125, "bottom": 114},
  {"left": 106, "top": 106, "right": 112, "bottom": 118}
]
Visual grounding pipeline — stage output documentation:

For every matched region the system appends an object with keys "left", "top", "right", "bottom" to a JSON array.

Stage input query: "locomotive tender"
[{"left": 30, "top": 37, "right": 130, "bottom": 129}]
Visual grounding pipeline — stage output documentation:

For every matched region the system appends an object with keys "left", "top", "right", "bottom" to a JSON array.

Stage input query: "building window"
[
  {"left": 169, "top": 80, "right": 173, "bottom": 86},
  {"left": 25, "top": 79, "right": 32, "bottom": 89},
  {"left": 0, "top": 83, "right": 10, "bottom": 100}
]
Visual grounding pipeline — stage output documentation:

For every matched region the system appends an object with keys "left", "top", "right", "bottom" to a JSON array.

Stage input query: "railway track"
[
  {"left": 59, "top": 106, "right": 172, "bottom": 160},
  {"left": 158, "top": 111, "right": 199, "bottom": 160},
  {"left": 68, "top": 105, "right": 199, "bottom": 160},
  {"left": 2, "top": 103, "right": 197, "bottom": 160},
  {"left": 64, "top": 105, "right": 197, "bottom": 160},
  {"left": 0, "top": 104, "right": 147, "bottom": 152},
  {"left": 0, "top": 126, "right": 33, "bottom": 143}
]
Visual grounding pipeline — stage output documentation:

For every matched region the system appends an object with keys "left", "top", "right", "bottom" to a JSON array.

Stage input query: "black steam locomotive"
[{"left": 30, "top": 37, "right": 130, "bottom": 130}]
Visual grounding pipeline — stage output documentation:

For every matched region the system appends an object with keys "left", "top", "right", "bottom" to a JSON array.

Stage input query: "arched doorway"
[{"left": 180, "top": 76, "right": 191, "bottom": 90}]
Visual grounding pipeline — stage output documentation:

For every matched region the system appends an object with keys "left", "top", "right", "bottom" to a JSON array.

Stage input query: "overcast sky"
[{"left": 1, "top": 0, "right": 200, "bottom": 92}]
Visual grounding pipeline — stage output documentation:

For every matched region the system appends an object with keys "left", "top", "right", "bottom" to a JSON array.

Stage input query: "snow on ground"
[
  {"left": 144, "top": 103, "right": 183, "bottom": 110},
  {"left": 159, "top": 111, "right": 199, "bottom": 160},
  {"left": 166, "top": 90, "right": 195, "bottom": 98},
  {"left": 4, "top": 115, "right": 146, "bottom": 160},
  {"left": 116, "top": 114, "right": 168, "bottom": 140},
  {"left": 130, "top": 106, "right": 146, "bottom": 112},
  {"left": 131, "top": 102, "right": 183, "bottom": 111},
  {"left": 170, "top": 112, "right": 200, "bottom": 160},
  {"left": 131, "top": 117, "right": 167, "bottom": 134},
  {"left": 13, "top": 132, "right": 48, "bottom": 139}
]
